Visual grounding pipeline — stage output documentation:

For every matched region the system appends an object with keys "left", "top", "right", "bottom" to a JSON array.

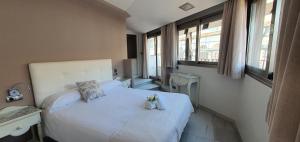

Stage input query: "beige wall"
[{"left": 0, "top": 0, "right": 128, "bottom": 109}]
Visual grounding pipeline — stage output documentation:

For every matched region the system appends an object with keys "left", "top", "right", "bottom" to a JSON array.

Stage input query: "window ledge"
[
  {"left": 245, "top": 66, "right": 272, "bottom": 88},
  {"left": 177, "top": 61, "right": 217, "bottom": 68}
]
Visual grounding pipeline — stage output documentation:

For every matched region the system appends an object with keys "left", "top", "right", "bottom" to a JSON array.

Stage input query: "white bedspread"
[{"left": 43, "top": 87, "right": 194, "bottom": 142}]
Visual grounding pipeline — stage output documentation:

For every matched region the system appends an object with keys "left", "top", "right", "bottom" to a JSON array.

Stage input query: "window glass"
[
  {"left": 178, "top": 27, "right": 197, "bottom": 61},
  {"left": 157, "top": 36, "right": 161, "bottom": 77},
  {"left": 247, "top": 0, "right": 275, "bottom": 70},
  {"left": 178, "top": 30, "right": 186, "bottom": 60},
  {"left": 246, "top": 0, "right": 280, "bottom": 84},
  {"left": 198, "top": 19, "right": 222, "bottom": 62},
  {"left": 177, "top": 19, "right": 222, "bottom": 63},
  {"left": 147, "top": 35, "right": 162, "bottom": 78},
  {"left": 147, "top": 37, "right": 156, "bottom": 77},
  {"left": 188, "top": 27, "right": 197, "bottom": 61}
]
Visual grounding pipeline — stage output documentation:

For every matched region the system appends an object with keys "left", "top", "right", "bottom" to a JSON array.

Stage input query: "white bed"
[{"left": 29, "top": 59, "right": 194, "bottom": 142}]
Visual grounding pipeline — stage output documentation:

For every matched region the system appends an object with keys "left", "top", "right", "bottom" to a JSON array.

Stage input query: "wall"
[
  {"left": 0, "top": 0, "right": 128, "bottom": 109},
  {"left": 126, "top": 28, "right": 137, "bottom": 35},
  {"left": 178, "top": 65, "right": 242, "bottom": 119},
  {"left": 236, "top": 75, "right": 271, "bottom": 142},
  {"left": 178, "top": 65, "right": 271, "bottom": 142}
]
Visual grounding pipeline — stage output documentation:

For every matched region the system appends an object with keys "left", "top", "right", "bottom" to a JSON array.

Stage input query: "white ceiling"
[{"left": 104, "top": 0, "right": 225, "bottom": 33}]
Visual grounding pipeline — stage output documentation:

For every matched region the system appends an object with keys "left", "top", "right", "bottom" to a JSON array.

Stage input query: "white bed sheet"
[{"left": 43, "top": 87, "right": 194, "bottom": 142}]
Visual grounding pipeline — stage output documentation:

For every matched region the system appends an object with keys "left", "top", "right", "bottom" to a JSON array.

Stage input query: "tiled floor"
[{"left": 180, "top": 109, "right": 241, "bottom": 142}]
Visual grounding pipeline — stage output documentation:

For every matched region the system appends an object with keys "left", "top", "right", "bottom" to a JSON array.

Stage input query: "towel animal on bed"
[{"left": 144, "top": 95, "right": 166, "bottom": 110}]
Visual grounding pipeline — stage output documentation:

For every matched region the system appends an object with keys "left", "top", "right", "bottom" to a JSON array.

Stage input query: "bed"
[{"left": 29, "top": 59, "right": 194, "bottom": 142}]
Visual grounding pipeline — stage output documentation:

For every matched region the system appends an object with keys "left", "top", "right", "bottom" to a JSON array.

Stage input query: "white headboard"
[{"left": 29, "top": 59, "right": 113, "bottom": 107}]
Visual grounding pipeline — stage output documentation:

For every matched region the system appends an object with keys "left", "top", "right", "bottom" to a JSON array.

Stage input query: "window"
[
  {"left": 147, "top": 35, "right": 161, "bottom": 78},
  {"left": 246, "top": 0, "right": 279, "bottom": 86},
  {"left": 178, "top": 27, "right": 197, "bottom": 61},
  {"left": 199, "top": 20, "right": 222, "bottom": 62},
  {"left": 177, "top": 18, "right": 222, "bottom": 66}
]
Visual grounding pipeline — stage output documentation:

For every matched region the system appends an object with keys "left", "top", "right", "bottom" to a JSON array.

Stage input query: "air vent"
[{"left": 179, "top": 2, "right": 195, "bottom": 11}]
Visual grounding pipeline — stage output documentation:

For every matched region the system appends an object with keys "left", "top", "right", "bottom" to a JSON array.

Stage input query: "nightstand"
[
  {"left": 0, "top": 106, "right": 43, "bottom": 142},
  {"left": 116, "top": 78, "right": 132, "bottom": 88}
]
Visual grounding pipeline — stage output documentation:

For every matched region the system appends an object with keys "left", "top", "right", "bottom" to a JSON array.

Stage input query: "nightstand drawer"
[{"left": 0, "top": 113, "right": 41, "bottom": 137}]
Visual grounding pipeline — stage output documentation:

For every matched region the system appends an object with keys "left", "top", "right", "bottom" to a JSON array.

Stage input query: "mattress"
[{"left": 43, "top": 87, "right": 194, "bottom": 142}]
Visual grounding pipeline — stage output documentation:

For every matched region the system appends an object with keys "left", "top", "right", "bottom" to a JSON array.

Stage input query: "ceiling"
[{"left": 104, "top": 0, "right": 225, "bottom": 33}]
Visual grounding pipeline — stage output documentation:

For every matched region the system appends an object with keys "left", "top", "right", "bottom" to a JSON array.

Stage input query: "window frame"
[
  {"left": 177, "top": 14, "right": 223, "bottom": 67},
  {"left": 245, "top": 0, "right": 277, "bottom": 87}
]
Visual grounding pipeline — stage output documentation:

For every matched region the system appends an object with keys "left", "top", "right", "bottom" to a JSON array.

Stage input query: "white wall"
[
  {"left": 126, "top": 28, "right": 137, "bottom": 35},
  {"left": 177, "top": 65, "right": 271, "bottom": 142},
  {"left": 236, "top": 75, "right": 271, "bottom": 142},
  {"left": 178, "top": 65, "right": 242, "bottom": 119}
]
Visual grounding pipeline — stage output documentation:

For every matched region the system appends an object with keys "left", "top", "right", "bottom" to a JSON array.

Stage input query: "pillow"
[
  {"left": 99, "top": 80, "right": 123, "bottom": 93},
  {"left": 76, "top": 80, "right": 105, "bottom": 102},
  {"left": 42, "top": 90, "right": 81, "bottom": 113}
]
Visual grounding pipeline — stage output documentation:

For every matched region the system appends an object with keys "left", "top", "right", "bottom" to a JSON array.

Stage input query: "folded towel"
[
  {"left": 156, "top": 96, "right": 166, "bottom": 110},
  {"left": 144, "top": 94, "right": 166, "bottom": 110},
  {"left": 144, "top": 100, "right": 157, "bottom": 110}
]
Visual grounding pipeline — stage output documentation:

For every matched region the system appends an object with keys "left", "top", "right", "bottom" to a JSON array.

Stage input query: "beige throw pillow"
[{"left": 76, "top": 80, "right": 104, "bottom": 102}]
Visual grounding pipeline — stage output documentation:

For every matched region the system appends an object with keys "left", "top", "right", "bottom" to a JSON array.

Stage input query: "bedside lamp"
[
  {"left": 113, "top": 68, "right": 118, "bottom": 80},
  {"left": 6, "top": 82, "right": 30, "bottom": 102}
]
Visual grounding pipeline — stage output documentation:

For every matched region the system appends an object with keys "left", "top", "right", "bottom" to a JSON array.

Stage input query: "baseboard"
[
  {"left": 198, "top": 105, "right": 243, "bottom": 142},
  {"left": 198, "top": 105, "right": 235, "bottom": 123}
]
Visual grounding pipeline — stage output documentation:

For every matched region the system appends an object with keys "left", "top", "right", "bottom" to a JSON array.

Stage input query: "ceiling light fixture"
[{"left": 179, "top": 2, "right": 195, "bottom": 11}]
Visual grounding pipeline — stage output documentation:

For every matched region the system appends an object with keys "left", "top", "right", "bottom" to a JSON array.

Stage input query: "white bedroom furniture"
[
  {"left": 116, "top": 77, "right": 132, "bottom": 88},
  {"left": 29, "top": 59, "right": 193, "bottom": 142},
  {"left": 123, "top": 59, "right": 138, "bottom": 87},
  {"left": 121, "top": 78, "right": 132, "bottom": 88},
  {"left": 0, "top": 106, "right": 43, "bottom": 142},
  {"left": 169, "top": 72, "right": 200, "bottom": 106}
]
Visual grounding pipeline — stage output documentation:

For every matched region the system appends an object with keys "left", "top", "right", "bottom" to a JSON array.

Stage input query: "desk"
[{"left": 169, "top": 72, "right": 200, "bottom": 106}]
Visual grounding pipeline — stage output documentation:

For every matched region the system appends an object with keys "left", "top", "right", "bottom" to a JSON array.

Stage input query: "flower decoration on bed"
[{"left": 144, "top": 94, "right": 166, "bottom": 110}]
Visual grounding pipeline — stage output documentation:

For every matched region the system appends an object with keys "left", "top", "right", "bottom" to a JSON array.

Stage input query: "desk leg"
[
  {"left": 197, "top": 81, "right": 200, "bottom": 109},
  {"left": 30, "top": 126, "right": 37, "bottom": 142},
  {"left": 37, "top": 123, "right": 44, "bottom": 142}
]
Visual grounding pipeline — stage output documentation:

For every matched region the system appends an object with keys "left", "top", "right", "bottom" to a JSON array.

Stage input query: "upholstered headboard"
[{"left": 29, "top": 59, "right": 113, "bottom": 107}]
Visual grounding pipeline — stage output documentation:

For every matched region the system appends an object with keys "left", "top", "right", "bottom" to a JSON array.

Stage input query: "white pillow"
[
  {"left": 42, "top": 90, "right": 81, "bottom": 113},
  {"left": 99, "top": 80, "right": 123, "bottom": 93},
  {"left": 76, "top": 80, "right": 105, "bottom": 102}
]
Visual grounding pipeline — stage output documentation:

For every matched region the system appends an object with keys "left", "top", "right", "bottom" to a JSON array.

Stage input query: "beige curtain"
[
  {"left": 142, "top": 34, "right": 148, "bottom": 79},
  {"left": 161, "top": 23, "right": 177, "bottom": 85},
  {"left": 266, "top": 0, "right": 300, "bottom": 141},
  {"left": 247, "top": 0, "right": 266, "bottom": 68},
  {"left": 217, "top": 0, "right": 247, "bottom": 79}
]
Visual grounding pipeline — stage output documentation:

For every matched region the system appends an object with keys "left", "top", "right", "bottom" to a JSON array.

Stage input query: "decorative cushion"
[{"left": 76, "top": 80, "right": 105, "bottom": 102}]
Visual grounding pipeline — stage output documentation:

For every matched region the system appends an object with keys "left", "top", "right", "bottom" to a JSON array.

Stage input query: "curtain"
[
  {"left": 217, "top": 0, "right": 247, "bottom": 79},
  {"left": 142, "top": 34, "right": 148, "bottom": 79},
  {"left": 247, "top": 0, "right": 266, "bottom": 68},
  {"left": 161, "top": 23, "right": 177, "bottom": 85},
  {"left": 266, "top": 0, "right": 300, "bottom": 141}
]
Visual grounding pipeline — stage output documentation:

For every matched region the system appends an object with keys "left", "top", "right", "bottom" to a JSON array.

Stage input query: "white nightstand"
[
  {"left": 0, "top": 106, "right": 43, "bottom": 142},
  {"left": 116, "top": 77, "right": 132, "bottom": 88}
]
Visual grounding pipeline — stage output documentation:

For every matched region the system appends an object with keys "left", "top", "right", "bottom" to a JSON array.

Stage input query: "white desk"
[
  {"left": 169, "top": 72, "right": 200, "bottom": 106},
  {"left": 0, "top": 106, "right": 43, "bottom": 142}
]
